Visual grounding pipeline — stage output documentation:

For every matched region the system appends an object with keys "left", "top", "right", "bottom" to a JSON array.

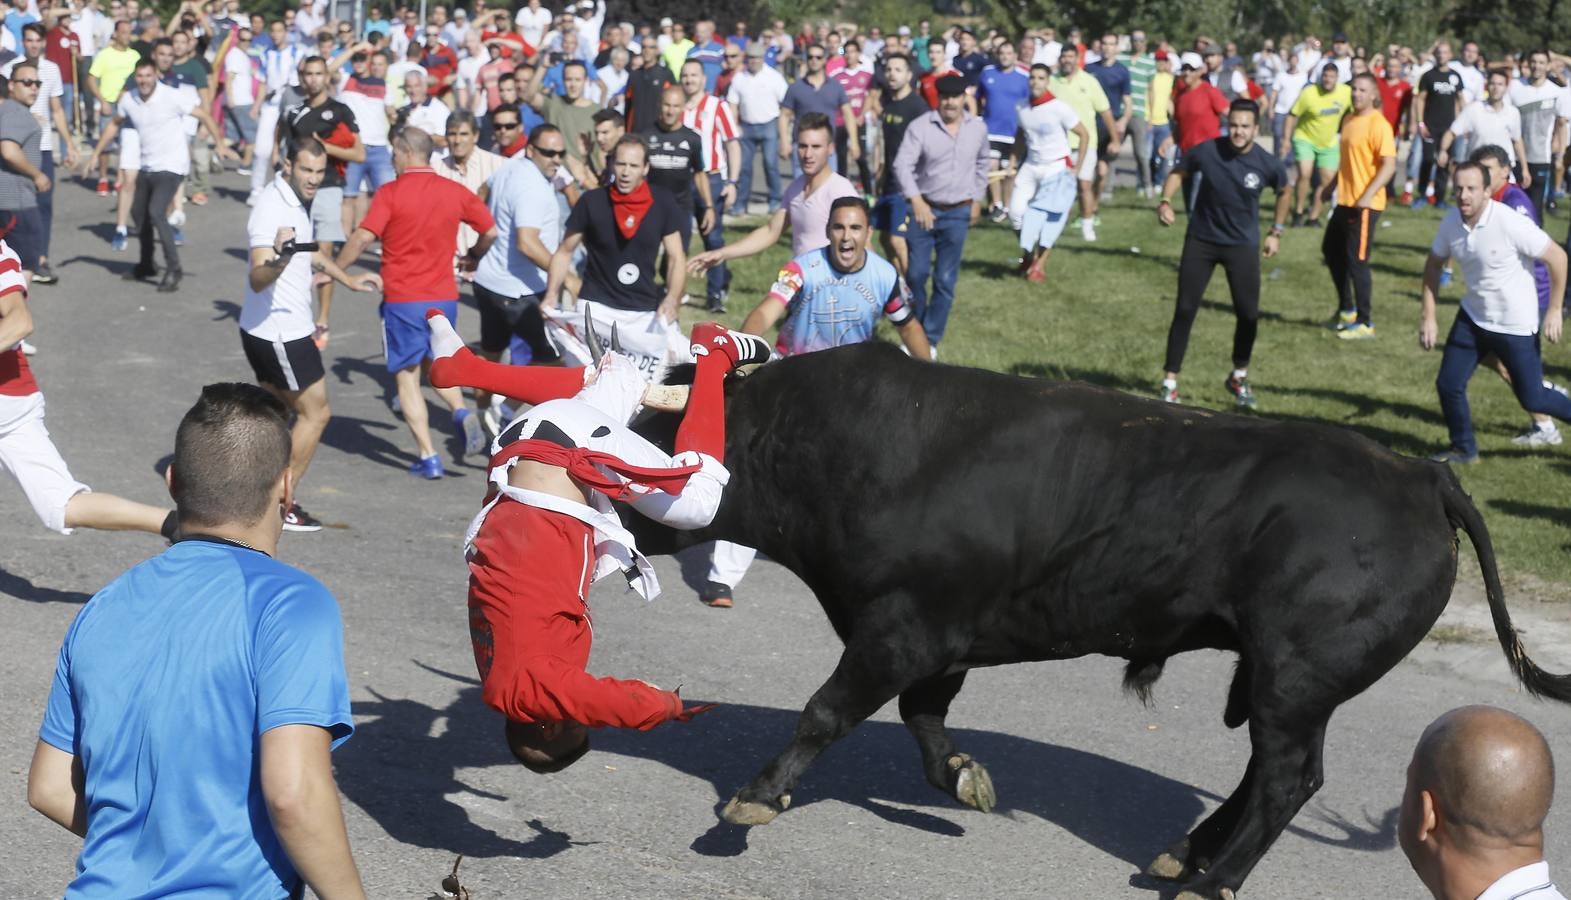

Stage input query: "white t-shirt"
[
  {"left": 1431, "top": 199, "right": 1552, "bottom": 336},
  {"left": 241, "top": 174, "right": 315, "bottom": 342},
  {"left": 223, "top": 45, "right": 256, "bottom": 106},
  {"left": 1452, "top": 61, "right": 1485, "bottom": 103},
  {"left": 726, "top": 64, "right": 788, "bottom": 124},
  {"left": 0, "top": 57, "right": 61, "bottom": 153},
  {"left": 1509, "top": 79, "right": 1569, "bottom": 165},
  {"left": 1032, "top": 40, "right": 1062, "bottom": 68},
  {"left": 1476, "top": 862, "right": 1567, "bottom": 900},
  {"left": 1016, "top": 96, "right": 1080, "bottom": 170},
  {"left": 514, "top": 5, "right": 552, "bottom": 50},
  {"left": 116, "top": 82, "right": 197, "bottom": 175},
  {"left": 338, "top": 84, "right": 389, "bottom": 146},
  {"left": 1450, "top": 100, "right": 1522, "bottom": 165},
  {"left": 402, "top": 97, "right": 449, "bottom": 137},
  {"left": 1273, "top": 70, "right": 1308, "bottom": 115},
  {"left": 70, "top": 7, "right": 103, "bottom": 57},
  {"left": 457, "top": 55, "right": 485, "bottom": 115},
  {"left": 597, "top": 63, "right": 627, "bottom": 110}
]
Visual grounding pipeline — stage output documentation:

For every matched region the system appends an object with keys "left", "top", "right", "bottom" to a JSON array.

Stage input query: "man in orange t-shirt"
[{"left": 1323, "top": 72, "right": 1396, "bottom": 340}]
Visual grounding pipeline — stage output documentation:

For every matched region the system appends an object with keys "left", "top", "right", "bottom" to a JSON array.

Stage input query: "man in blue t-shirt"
[
  {"left": 685, "top": 18, "right": 726, "bottom": 94},
  {"left": 1154, "top": 99, "right": 1291, "bottom": 409},
  {"left": 28, "top": 383, "right": 364, "bottom": 900},
  {"left": 978, "top": 42, "right": 1030, "bottom": 222},
  {"left": 1085, "top": 33, "right": 1132, "bottom": 206}
]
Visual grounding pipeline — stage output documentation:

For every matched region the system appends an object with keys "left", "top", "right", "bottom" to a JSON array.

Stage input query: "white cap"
[
  {"left": 659, "top": 16, "right": 672, "bottom": 27},
  {"left": 897, "top": 25, "right": 910, "bottom": 36},
  {"left": 1179, "top": 51, "right": 1204, "bottom": 70}
]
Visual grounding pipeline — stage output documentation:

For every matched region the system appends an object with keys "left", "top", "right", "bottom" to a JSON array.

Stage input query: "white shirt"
[
  {"left": 242, "top": 174, "right": 315, "bottom": 342},
  {"left": 1273, "top": 70, "right": 1308, "bottom": 115},
  {"left": 1016, "top": 97, "right": 1080, "bottom": 170},
  {"left": 402, "top": 97, "right": 449, "bottom": 136},
  {"left": 1431, "top": 199, "right": 1552, "bottom": 336},
  {"left": 597, "top": 63, "right": 627, "bottom": 110},
  {"left": 572, "top": 1, "right": 605, "bottom": 53},
  {"left": 70, "top": 6, "right": 104, "bottom": 57},
  {"left": 1477, "top": 862, "right": 1567, "bottom": 900},
  {"left": 1311, "top": 55, "right": 1351, "bottom": 83},
  {"left": 457, "top": 55, "right": 485, "bottom": 115},
  {"left": 1450, "top": 100, "right": 1522, "bottom": 165},
  {"left": 726, "top": 63, "right": 788, "bottom": 124},
  {"left": 223, "top": 45, "right": 257, "bottom": 106},
  {"left": 116, "top": 82, "right": 197, "bottom": 174},
  {"left": 1032, "top": 40, "right": 1062, "bottom": 68},
  {"left": 1509, "top": 79, "right": 1569, "bottom": 165},
  {"left": 261, "top": 43, "right": 306, "bottom": 98},
  {"left": 0, "top": 57, "right": 62, "bottom": 153},
  {"left": 1453, "top": 61, "right": 1486, "bottom": 103},
  {"left": 514, "top": 4, "right": 552, "bottom": 50},
  {"left": 338, "top": 81, "right": 389, "bottom": 146},
  {"left": 292, "top": 0, "right": 325, "bottom": 45}
]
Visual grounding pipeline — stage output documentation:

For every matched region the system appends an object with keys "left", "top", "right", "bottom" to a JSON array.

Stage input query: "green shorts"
[{"left": 1291, "top": 137, "right": 1340, "bottom": 171}]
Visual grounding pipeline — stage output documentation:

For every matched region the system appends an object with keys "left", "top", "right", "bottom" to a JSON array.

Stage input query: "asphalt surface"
[{"left": 3, "top": 170, "right": 1571, "bottom": 899}]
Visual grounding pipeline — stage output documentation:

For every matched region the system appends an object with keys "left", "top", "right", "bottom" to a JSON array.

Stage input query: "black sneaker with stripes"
[{"left": 282, "top": 503, "right": 323, "bottom": 533}]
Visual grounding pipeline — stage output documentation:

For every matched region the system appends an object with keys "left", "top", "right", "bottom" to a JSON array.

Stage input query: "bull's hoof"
[
  {"left": 1174, "top": 888, "right": 1234, "bottom": 900},
  {"left": 947, "top": 754, "right": 997, "bottom": 813},
  {"left": 720, "top": 793, "right": 789, "bottom": 826},
  {"left": 1145, "top": 839, "right": 1192, "bottom": 881}
]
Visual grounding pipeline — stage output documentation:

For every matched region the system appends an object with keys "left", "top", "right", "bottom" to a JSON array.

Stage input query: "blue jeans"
[
  {"left": 1149, "top": 123, "right": 1174, "bottom": 188},
  {"left": 345, "top": 144, "right": 395, "bottom": 197},
  {"left": 904, "top": 204, "right": 971, "bottom": 347},
  {"left": 38, "top": 149, "right": 52, "bottom": 257},
  {"left": 695, "top": 172, "right": 729, "bottom": 299},
  {"left": 735, "top": 120, "right": 779, "bottom": 213},
  {"left": 1437, "top": 311, "right": 1571, "bottom": 455},
  {"left": 59, "top": 83, "right": 74, "bottom": 134}
]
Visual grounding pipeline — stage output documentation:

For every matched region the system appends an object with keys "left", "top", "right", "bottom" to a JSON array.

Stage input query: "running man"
[
  {"left": 1009, "top": 63, "right": 1087, "bottom": 283},
  {"left": 1282, "top": 61, "right": 1350, "bottom": 226},
  {"left": 1156, "top": 99, "right": 1292, "bottom": 407},
  {"left": 1324, "top": 73, "right": 1397, "bottom": 340},
  {"left": 423, "top": 311, "right": 771, "bottom": 772}
]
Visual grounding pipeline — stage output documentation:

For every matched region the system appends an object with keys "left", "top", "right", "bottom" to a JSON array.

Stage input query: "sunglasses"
[
  {"left": 12, "top": 78, "right": 40, "bottom": 86},
  {"left": 532, "top": 146, "right": 564, "bottom": 158},
  {"left": 493, "top": 120, "right": 520, "bottom": 129},
  {"left": 807, "top": 53, "right": 824, "bottom": 60}
]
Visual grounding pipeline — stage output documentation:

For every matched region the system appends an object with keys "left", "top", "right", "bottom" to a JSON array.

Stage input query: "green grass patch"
[{"left": 679, "top": 195, "right": 1571, "bottom": 593}]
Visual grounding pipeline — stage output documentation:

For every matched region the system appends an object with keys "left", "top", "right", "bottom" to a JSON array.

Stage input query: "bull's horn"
[
  {"left": 583, "top": 309, "right": 603, "bottom": 364},
  {"left": 610, "top": 323, "right": 623, "bottom": 355}
]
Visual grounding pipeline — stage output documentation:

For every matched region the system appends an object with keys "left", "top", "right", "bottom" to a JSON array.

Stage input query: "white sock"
[
  {"left": 1232, "top": 369, "right": 1247, "bottom": 381},
  {"left": 1162, "top": 378, "right": 1178, "bottom": 390},
  {"left": 427, "top": 314, "right": 464, "bottom": 359},
  {"left": 1537, "top": 421, "right": 1559, "bottom": 434}
]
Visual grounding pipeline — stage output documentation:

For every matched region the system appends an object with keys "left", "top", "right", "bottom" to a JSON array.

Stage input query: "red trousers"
[{"left": 467, "top": 499, "right": 683, "bottom": 730}]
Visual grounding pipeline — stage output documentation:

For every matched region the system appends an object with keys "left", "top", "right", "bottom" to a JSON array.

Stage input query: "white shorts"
[
  {"left": 1075, "top": 142, "right": 1099, "bottom": 182},
  {"left": 0, "top": 393, "right": 88, "bottom": 534},
  {"left": 119, "top": 126, "right": 141, "bottom": 171}
]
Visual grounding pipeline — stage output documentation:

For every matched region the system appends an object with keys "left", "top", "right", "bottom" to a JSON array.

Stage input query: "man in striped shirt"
[
  {"left": 1118, "top": 30, "right": 1156, "bottom": 198},
  {"left": 680, "top": 58, "right": 739, "bottom": 312}
]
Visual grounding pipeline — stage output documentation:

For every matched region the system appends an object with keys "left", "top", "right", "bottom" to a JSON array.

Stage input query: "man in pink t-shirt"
[{"left": 831, "top": 39, "right": 874, "bottom": 191}]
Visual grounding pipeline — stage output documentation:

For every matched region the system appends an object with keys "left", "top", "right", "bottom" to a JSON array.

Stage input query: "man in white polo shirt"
[
  {"left": 1420, "top": 161, "right": 1570, "bottom": 464},
  {"left": 241, "top": 137, "right": 380, "bottom": 531},
  {"left": 83, "top": 57, "right": 231, "bottom": 292}
]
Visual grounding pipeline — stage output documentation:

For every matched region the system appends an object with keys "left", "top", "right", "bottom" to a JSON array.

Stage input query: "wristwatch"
[{"left": 1269, "top": 223, "right": 1285, "bottom": 236}]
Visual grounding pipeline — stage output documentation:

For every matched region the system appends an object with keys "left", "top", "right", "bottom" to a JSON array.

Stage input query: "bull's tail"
[{"left": 1442, "top": 474, "right": 1571, "bottom": 703}]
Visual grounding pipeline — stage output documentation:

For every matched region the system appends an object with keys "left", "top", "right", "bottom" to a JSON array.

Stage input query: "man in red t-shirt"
[
  {"left": 419, "top": 26, "right": 461, "bottom": 98},
  {"left": 0, "top": 240, "right": 175, "bottom": 539},
  {"left": 1171, "top": 52, "right": 1227, "bottom": 207},
  {"left": 43, "top": 17, "right": 79, "bottom": 134},
  {"left": 1377, "top": 63, "right": 1413, "bottom": 199},
  {"left": 334, "top": 127, "right": 499, "bottom": 479}
]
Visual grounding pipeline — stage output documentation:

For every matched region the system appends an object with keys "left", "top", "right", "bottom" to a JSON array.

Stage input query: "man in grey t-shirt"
[{"left": 0, "top": 60, "right": 48, "bottom": 278}]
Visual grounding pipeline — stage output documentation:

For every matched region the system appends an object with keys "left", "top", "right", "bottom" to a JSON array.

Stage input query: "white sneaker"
[
  {"left": 1080, "top": 218, "right": 1097, "bottom": 242},
  {"left": 237, "top": 166, "right": 252, "bottom": 177},
  {"left": 167, "top": 208, "right": 186, "bottom": 228},
  {"left": 245, "top": 191, "right": 259, "bottom": 207},
  {"left": 18, "top": 339, "right": 36, "bottom": 355},
  {"left": 1511, "top": 423, "right": 1563, "bottom": 447}
]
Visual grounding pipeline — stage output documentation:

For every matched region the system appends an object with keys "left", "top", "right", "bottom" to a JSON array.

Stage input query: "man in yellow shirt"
[
  {"left": 1283, "top": 63, "right": 1351, "bottom": 225},
  {"left": 1147, "top": 50, "right": 1175, "bottom": 190},
  {"left": 85, "top": 19, "right": 139, "bottom": 196},
  {"left": 1049, "top": 45, "right": 1115, "bottom": 241},
  {"left": 1324, "top": 73, "right": 1396, "bottom": 340}
]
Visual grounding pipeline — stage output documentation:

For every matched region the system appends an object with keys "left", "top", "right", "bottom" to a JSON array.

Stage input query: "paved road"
[{"left": 3, "top": 173, "right": 1571, "bottom": 899}]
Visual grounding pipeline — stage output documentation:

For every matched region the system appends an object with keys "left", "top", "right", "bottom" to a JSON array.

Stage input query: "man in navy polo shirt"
[
  {"left": 28, "top": 383, "right": 365, "bottom": 899},
  {"left": 779, "top": 42, "right": 855, "bottom": 179}
]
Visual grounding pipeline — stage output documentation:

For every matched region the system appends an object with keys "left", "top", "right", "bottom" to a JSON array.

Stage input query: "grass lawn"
[{"left": 678, "top": 193, "right": 1571, "bottom": 594}]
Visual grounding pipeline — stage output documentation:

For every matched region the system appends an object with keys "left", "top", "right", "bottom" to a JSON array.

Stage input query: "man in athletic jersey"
[
  {"left": 0, "top": 237, "right": 176, "bottom": 539},
  {"left": 423, "top": 310, "right": 771, "bottom": 772}
]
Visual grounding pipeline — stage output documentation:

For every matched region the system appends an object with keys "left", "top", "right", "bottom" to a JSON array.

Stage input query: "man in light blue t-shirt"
[{"left": 28, "top": 383, "right": 364, "bottom": 900}]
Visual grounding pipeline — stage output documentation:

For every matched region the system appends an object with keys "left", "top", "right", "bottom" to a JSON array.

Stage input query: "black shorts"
[
  {"left": 241, "top": 329, "right": 325, "bottom": 392},
  {"left": 1095, "top": 124, "right": 1115, "bottom": 160},
  {"left": 0, "top": 207, "right": 43, "bottom": 271},
  {"left": 473, "top": 282, "right": 562, "bottom": 362},
  {"left": 988, "top": 139, "right": 1014, "bottom": 162}
]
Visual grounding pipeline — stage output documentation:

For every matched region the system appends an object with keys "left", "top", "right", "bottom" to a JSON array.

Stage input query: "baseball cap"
[
  {"left": 1332, "top": 31, "right": 1349, "bottom": 43},
  {"left": 659, "top": 16, "right": 672, "bottom": 27},
  {"left": 453, "top": 7, "right": 466, "bottom": 16},
  {"left": 897, "top": 25, "right": 910, "bottom": 36},
  {"left": 935, "top": 73, "right": 966, "bottom": 97},
  {"left": 745, "top": 42, "right": 764, "bottom": 58},
  {"left": 1202, "top": 42, "right": 1222, "bottom": 56},
  {"left": 1153, "top": 49, "right": 1169, "bottom": 61},
  {"left": 1179, "top": 51, "right": 1203, "bottom": 70}
]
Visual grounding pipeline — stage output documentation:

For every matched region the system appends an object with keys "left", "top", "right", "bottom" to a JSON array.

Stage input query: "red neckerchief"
[
  {"left": 499, "top": 134, "right": 528, "bottom": 157},
  {"left": 1491, "top": 185, "right": 1507, "bottom": 201},
  {"left": 609, "top": 180, "right": 653, "bottom": 240},
  {"left": 491, "top": 439, "right": 700, "bottom": 500},
  {"left": 1030, "top": 89, "right": 1056, "bottom": 107}
]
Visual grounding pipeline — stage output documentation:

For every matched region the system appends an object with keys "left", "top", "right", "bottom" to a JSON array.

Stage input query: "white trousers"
[
  {"left": 0, "top": 394, "right": 88, "bottom": 534},
  {"left": 250, "top": 101, "right": 281, "bottom": 196}
]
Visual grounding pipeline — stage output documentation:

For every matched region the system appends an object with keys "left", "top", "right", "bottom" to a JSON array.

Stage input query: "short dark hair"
[
  {"left": 1468, "top": 143, "right": 1511, "bottom": 170},
  {"left": 286, "top": 135, "right": 326, "bottom": 162},
  {"left": 563, "top": 59, "right": 587, "bottom": 75},
  {"left": 172, "top": 384, "right": 292, "bottom": 528},
  {"left": 134, "top": 58, "right": 156, "bottom": 72},
  {"left": 1227, "top": 98, "right": 1260, "bottom": 121},
  {"left": 883, "top": 51, "right": 911, "bottom": 69},
  {"left": 20, "top": 21, "right": 43, "bottom": 40},
  {"left": 490, "top": 102, "right": 521, "bottom": 124},
  {"left": 527, "top": 122, "right": 561, "bottom": 145},
  {"left": 591, "top": 106, "right": 622, "bottom": 126},
  {"left": 1487, "top": 66, "right": 1512, "bottom": 82},
  {"left": 828, "top": 195, "right": 870, "bottom": 220},
  {"left": 796, "top": 111, "right": 832, "bottom": 139},
  {"left": 153, "top": 36, "right": 173, "bottom": 50},
  {"left": 611, "top": 132, "right": 647, "bottom": 162},
  {"left": 446, "top": 108, "right": 477, "bottom": 132},
  {"left": 497, "top": 70, "right": 518, "bottom": 84},
  {"left": 1452, "top": 160, "right": 1488, "bottom": 185},
  {"left": 1029, "top": 62, "right": 1051, "bottom": 76}
]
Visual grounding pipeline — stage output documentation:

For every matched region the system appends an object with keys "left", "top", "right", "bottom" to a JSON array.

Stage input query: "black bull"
[{"left": 623, "top": 343, "right": 1571, "bottom": 899}]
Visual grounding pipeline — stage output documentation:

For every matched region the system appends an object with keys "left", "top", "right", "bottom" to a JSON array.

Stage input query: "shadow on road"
[
  {"left": 320, "top": 414, "right": 418, "bottom": 471},
  {"left": 0, "top": 568, "right": 91, "bottom": 603}
]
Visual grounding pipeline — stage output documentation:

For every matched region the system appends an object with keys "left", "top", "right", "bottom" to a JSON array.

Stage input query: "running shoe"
[
  {"left": 454, "top": 407, "right": 485, "bottom": 455},
  {"left": 95, "top": 177, "right": 109, "bottom": 196},
  {"left": 1511, "top": 423, "right": 1564, "bottom": 447},
  {"left": 1409, "top": 197, "right": 1428, "bottom": 210},
  {"left": 706, "top": 290, "right": 728, "bottom": 313},
  {"left": 18, "top": 339, "right": 36, "bottom": 355},
  {"left": 409, "top": 454, "right": 445, "bottom": 479},
  {"left": 1328, "top": 309, "right": 1358, "bottom": 331},
  {"left": 110, "top": 229, "right": 127, "bottom": 251},
  {"left": 1399, "top": 190, "right": 1412, "bottom": 205},
  {"left": 1080, "top": 217, "right": 1097, "bottom": 242},
  {"left": 1429, "top": 447, "right": 1479, "bottom": 465},
  {"left": 189, "top": 191, "right": 208, "bottom": 206},
  {"left": 1290, "top": 210, "right": 1304, "bottom": 228},
  {"left": 1438, "top": 269, "right": 1453, "bottom": 288},
  {"left": 31, "top": 262, "right": 56, "bottom": 285},
  {"left": 1158, "top": 381, "right": 1180, "bottom": 404},
  {"left": 690, "top": 322, "right": 772, "bottom": 368},
  {"left": 699, "top": 579, "right": 734, "bottom": 608},
  {"left": 988, "top": 203, "right": 1009, "bottom": 223},
  {"left": 237, "top": 166, "right": 252, "bottom": 177},
  {"left": 282, "top": 503, "right": 324, "bottom": 532},
  {"left": 1336, "top": 323, "right": 1377, "bottom": 340},
  {"left": 167, "top": 208, "right": 186, "bottom": 228},
  {"left": 1026, "top": 262, "right": 1045, "bottom": 283},
  {"left": 1224, "top": 374, "right": 1257, "bottom": 409}
]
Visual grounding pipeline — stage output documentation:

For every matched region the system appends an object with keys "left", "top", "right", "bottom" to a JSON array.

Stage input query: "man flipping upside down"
[{"left": 425, "top": 310, "right": 772, "bottom": 772}]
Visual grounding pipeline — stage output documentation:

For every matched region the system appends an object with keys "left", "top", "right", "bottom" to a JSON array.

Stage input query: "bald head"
[
  {"left": 1401, "top": 706, "right": 1556, "bottom": 897},
  {"left": 1415, "top": 706, "right": 1554, "bottom": 843}
]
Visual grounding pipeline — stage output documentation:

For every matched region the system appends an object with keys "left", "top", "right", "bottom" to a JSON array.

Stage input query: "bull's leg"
[
  {"left": 899, "top": 671, "right": 995, "bottom": 813},
  {"left": 721, "top": 635, "right": 951, "bottom": 827},
  {"left": 1169, "top": 713, "right": 1331, "bottom": 900},
  {"left": 1146, "top": 759, "right": 1258, "bottom": 881}
]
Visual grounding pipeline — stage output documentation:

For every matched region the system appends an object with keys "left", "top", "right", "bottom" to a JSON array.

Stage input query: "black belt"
[{"left": 923, "top": 197, "right": 971, "bottom": 210}]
